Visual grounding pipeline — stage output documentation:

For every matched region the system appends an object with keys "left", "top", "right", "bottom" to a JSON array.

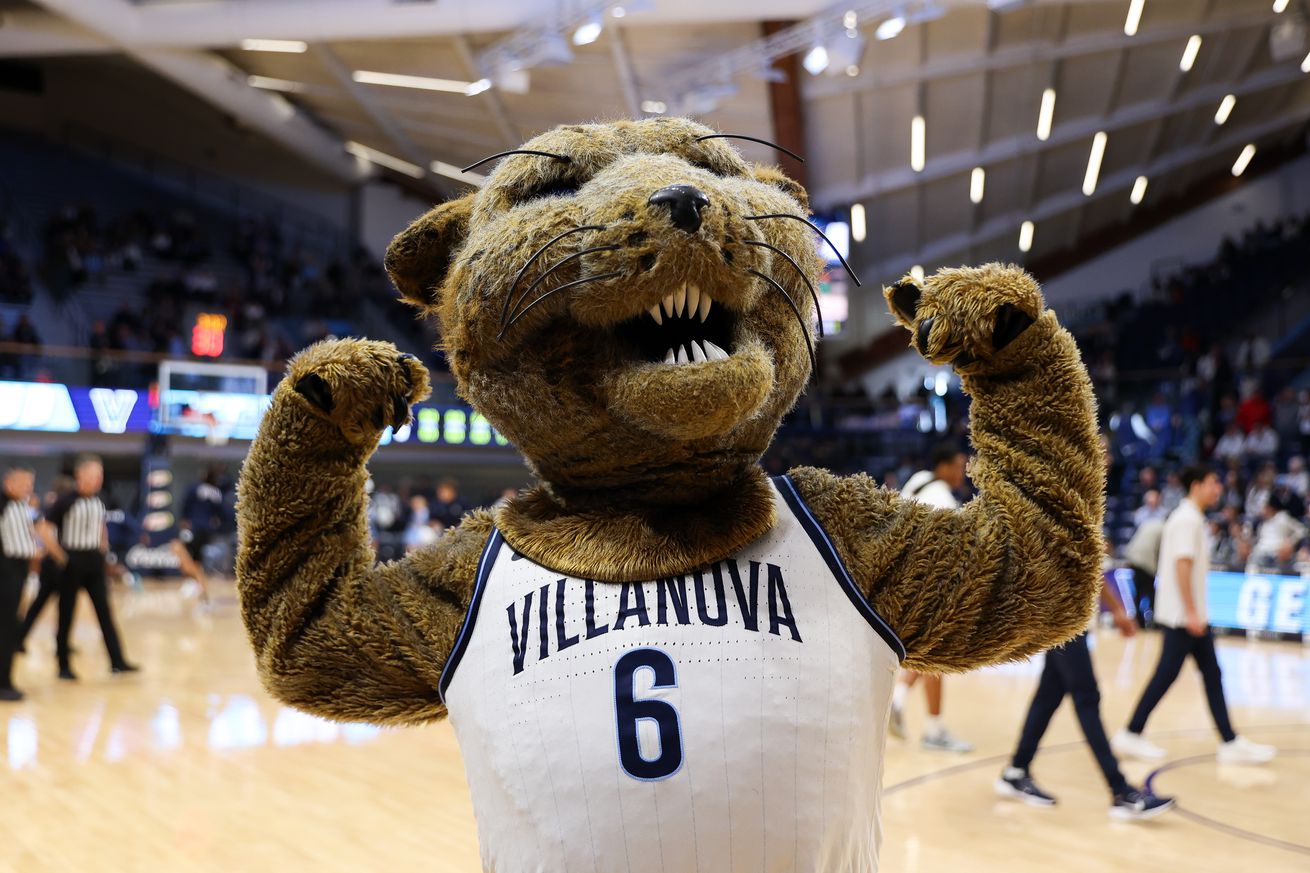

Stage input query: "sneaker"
[
  {"left": 1110, "top": 788, "right": 1174, "bottom": 821},
  {"left": 0, "top": 687, "right": 23, "bottom": 702},
  {"left": 1217, "top": 736, "right": 1276, "bottom": 765},
  {"left": 110, "top": 662, "right": 140, "bottom": 675},
  {"left": 57, "top": 668, "right": 77, "bottom": 681},
  {"left": 889, "top": 704, "right": 907, "bottom": 740},
  {"left": 923, "top": 728, "right": 974, "bottom": 753},
  {"left": 1112, "top": 729, "right": 1166, "bottom": 760},
  {"left": 995, "top": 767, "right": 1057, "bottom": 807}
]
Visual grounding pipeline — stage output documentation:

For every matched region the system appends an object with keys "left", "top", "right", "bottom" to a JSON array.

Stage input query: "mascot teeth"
[
  {"left": 650, "top": 288, "right": 714, "bottom": 323},
  {"left": 662, "top": 340, "right": 729, "bottom": 365}
]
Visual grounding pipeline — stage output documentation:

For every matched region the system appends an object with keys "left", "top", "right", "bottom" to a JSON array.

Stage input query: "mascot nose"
[{"left": 647, "top": 184, "right": 710, "bottom": 233}]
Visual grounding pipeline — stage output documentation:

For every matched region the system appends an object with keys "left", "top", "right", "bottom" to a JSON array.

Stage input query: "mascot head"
[{"left": 385, "top": 118, "right": 823, "bottom": 508}]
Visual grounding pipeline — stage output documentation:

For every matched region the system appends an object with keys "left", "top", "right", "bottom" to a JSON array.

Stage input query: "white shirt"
[
  {"left": 443, "top": 476, "right": 904, "bottom": 873},
  {"left": 1251, "top": 511, "right": 1307, "bottom": 561},
  {"left": 901, "top": 470, "right": 959, "bottom": 510},
  {"left": 1154, "top": 499, "right": 1211, "bottom": 628}
]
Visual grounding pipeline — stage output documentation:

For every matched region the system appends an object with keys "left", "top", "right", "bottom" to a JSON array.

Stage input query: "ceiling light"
[
  {"left": 1232, "top": 144, "right": 1256, "bottom": 177},
  {"left": 1082, "top": 131, "right": 1107, "bottom": 197},
  {"left": 1273, "top": 0, "right": 1290, "bottom": 11},
  {"left": 611, "top": 6, "right": 626, "bottom": 17},
  {"left": 352, "top": 70, "right": 474, "bottom": 93},
  {"left": 803, "top": 45, "right": 830, "bottom": 76},
  {"left": 1019, "top": 220, "right": 1034, "bottom": 253},
  {"left": 846, "top": 64, "right": 860, "bottom": 76},
  {"left": 911, "top": 115, "right": 926, "bottom": 172},
  {"left": 1301, "top": 50, "right": 1310, "bottom": 73},
  {"left": 345, "top": 142, "right": 423, "bottom": 179},
  {"left": 1124, "top": 0, "right": 1144, "bottom": 36},
  {"left": 910, "top": 265, "right": 925, "bottom": 283},
  {"left": 1180, "top": 35, "right": 1202, "bottom": 71},
  {"left": 1130, "top": 175, "right": 1148, "bottom": 205},
  {"left": 876, "top": 16, "right": 906, "bottom": 40},
  {"left": 240, "top": 39, "right": 307, "bottom": 53},
  {"left": 247, "top": 75, "right": 305, "bottom": 93},
  {"left": 573, "top": 18, "right": 603, "bottom": 45},
  {"left": 465, "top": 78, "right": 492, "bottom": 96},
  {"left": 843, "top": 10, "right": 858, "bottom": 29},
  {"left": 850, "top": 203, "right": 866, "bottom": 242},
  {"left": 641, "top": 99, "right": 667, "bottom": 113},
  {"left": 970, "top": 167, "right": 985, "bottom": 204},
  {"left": 1037, "top": 88, "right": 1056, "bottom": 141},
  {"left": 432, "top": 161, "right": 486, "bottom": 187},
  {"left": 1215, "top": 93, "right": 1236, "bottom": 125}
]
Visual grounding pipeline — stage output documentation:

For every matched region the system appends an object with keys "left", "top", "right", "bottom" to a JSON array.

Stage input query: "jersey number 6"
[{"left": 614, "top": 648, "right": 684, "bottom": 781}]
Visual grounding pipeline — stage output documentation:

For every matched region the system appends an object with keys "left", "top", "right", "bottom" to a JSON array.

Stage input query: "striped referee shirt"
[
  {"left": 49, "top": 494, "right": 106, "bottom": 552},
  {"left": 0, "top": 497, "right": 39, "bottom": 559}
]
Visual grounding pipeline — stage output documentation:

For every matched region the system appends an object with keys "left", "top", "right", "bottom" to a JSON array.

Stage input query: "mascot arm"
[
  {"left": 236, "top": 338, "right": 490, "bottom": 725},
  {"left": 789, "top": 264, "right": 1103, "bottom": 673}
]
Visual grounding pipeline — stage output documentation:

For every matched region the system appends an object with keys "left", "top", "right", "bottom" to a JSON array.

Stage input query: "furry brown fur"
[{"left": 236, "top": 119, "right": 1103, "bottom": 727}]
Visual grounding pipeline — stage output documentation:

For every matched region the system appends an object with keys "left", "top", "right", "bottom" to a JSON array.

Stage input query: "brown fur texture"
[
  {"left": 236, "top": 119, "right": 1103, "bottom": 727},
  {"left": 790, "top": 267, "right": 1105, "bottom": 671}
]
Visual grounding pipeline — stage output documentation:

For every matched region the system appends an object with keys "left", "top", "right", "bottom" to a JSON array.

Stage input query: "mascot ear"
[
  {"left": 384, "top": 194, "right": 475, "bottom": 308},
  {"left": 751, "top": 165, "right": 809, "bottom": 212}
]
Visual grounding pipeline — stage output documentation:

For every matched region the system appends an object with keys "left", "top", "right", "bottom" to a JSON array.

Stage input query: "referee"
[
  {"left": 47, "top": 455, "right": 138, "bottom": 680},
  {"left": 1, "top": 465, "right": 42, "bottom": 701}
]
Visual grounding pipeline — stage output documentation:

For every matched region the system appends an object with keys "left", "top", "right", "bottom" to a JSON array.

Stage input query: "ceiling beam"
[
  {"left": 310, "top": 44, "right": 430, "bottom": 170},
  {"left": 453, "top": 35, "right": 520, "bottom": 149},
  {"left": 867, "top": 110, "right": 1310, "bottom": 280},
  {"left": 809, "top": 61, "right": 1308, "bottom": 210},
  {"left": 608, "top": 23, "right": 643, "bottom": 118}
]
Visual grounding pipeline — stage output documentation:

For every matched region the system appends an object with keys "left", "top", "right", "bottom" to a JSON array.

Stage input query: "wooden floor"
[{"left": 3, "top": 580, "right": 1307, "bottom": 872}]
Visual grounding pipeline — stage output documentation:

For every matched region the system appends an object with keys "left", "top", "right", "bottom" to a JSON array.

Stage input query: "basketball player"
[
  {"left": 47, "top": 455, "right": 138, "bottom": 680},
  {"left": 1113, "top": 465, "right": 1274, "bottom": 765},
  {"left": 889, "top": 443, "right": 973, "bottom": 753},
  {"left": 996, "top": 561, "right": 1174, "bottom": 819},
  {"left": 172, "top": 466, "right": 226, "bottom": 603}
]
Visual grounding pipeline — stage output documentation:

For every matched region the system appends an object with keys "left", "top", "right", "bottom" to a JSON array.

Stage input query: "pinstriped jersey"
[{"left": 442, "top": 475, "right": 904, "bottom": 873}]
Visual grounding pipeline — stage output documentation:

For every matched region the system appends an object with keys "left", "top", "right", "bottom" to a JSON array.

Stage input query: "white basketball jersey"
[{"left": 442, "top": 475, "right": 904, "bottom": 873}]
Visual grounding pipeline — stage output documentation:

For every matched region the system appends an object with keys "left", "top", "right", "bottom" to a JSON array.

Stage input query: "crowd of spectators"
[{"left": 0, "top": 217, "right": 33, "bottom": 303}]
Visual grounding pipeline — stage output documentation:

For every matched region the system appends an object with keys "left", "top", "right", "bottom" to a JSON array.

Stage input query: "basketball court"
[{"left": 3, "top": 583, "right": 1305, "bottom": 872}]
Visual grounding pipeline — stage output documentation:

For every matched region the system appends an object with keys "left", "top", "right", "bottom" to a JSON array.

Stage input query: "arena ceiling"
[{"left": 4, "top": 0, "right": 1310, "bottom": 285}]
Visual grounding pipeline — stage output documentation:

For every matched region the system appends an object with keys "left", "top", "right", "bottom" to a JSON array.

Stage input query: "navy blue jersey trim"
[
  {"left": 775, "top": 475, "right": 907, "bottom": 662},
  {"left": 438, "top": 528, "right": 504, "bottom": 702}
]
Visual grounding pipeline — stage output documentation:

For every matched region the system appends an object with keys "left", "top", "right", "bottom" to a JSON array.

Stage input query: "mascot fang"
[{"left": 236, "top": 117, "right": 1104, "bottom": 872}]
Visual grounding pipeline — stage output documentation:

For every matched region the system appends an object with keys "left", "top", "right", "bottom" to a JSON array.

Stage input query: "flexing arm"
[
  {"left": 236, "top": 338, "right": 491, "bottom": 725},
  {"left": 791, "top": 264, "right": 1104, "bottom": 672}
]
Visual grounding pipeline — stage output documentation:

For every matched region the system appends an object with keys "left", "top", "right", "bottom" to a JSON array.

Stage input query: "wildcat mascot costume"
[{"left": 236, "top": 118, "right": 1103, "bottom": 872}]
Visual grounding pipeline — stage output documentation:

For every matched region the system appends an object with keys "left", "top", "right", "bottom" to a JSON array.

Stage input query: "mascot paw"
[
  {"left": 286, "top": 338, "right": 432, "bottom": 444},
  {"left": 884, "top": 263, "right": 1041, "bottom": 368}
]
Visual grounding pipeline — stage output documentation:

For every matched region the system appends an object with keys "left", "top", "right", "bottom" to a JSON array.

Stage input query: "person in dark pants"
[
  {"left": 46, "top": 455, "right": 138, "bottom": 681},
  {"left": 996, "top": 571, "right": 1173, "bottom": 820},
  {"left": 17, "top": 475, "right": 74, "bottom": 653},
  {"left": 1, "top": 465, "right": 44, "bottom": 701},
  {"left": 1113, "top": 465, "right": 1273, "bottom": 766}
]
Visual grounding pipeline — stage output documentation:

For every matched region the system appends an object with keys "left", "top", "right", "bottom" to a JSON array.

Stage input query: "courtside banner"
[{"left": 1207, "top": 571, "right": 1308, "bottom": 635}]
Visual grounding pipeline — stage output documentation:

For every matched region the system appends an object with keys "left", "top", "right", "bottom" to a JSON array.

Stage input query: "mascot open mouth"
[{"left": 616, "top": 283, "right": 736, "bottom": 364}]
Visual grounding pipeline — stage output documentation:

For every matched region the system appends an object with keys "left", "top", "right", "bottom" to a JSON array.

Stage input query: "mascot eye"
[
  {"left": 521, "top": 176, "right": 584, "bottom": 202},
  {"left": 689, "top": 158, "right": 724, "bottom": 177}
]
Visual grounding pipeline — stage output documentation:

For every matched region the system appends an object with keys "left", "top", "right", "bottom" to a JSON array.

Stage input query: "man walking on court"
[
  {"left": 996, "top": 565, "right": 1174, "bottom": 819},
  {"left": 1113, "top": 465, "right": 1274, "bottom": 765},
  {"left": 47, "top": 455, "right": 138, "bottom": 680},
  {"left": 1, "top": 465, "right": 45, "bottom": 701},
  {"left": 890, "top": 443, "right": 973, "bottom": 753}
]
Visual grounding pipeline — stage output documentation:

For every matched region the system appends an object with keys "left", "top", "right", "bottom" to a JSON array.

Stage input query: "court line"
[
  {"left": 883, "top": 724, "right": 1310, "bottom": 859},
  {"left": 1144, "top": 749, "right": 1310, "bottom": 857},
  {"left": 883, "top": 722, "right": 1308, "bottom": 796}
]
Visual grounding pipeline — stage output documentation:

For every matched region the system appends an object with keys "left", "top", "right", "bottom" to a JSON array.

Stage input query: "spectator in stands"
[
  {"left": 1213, "top": 423, "right": 1246, "bottom": 464},
  {"left": 1212, "top": 506, "right": 1252, "bottom": 573},
  {"left": 1133, "top": 490, "right": 1168, "bottom": 528},
  {"left": 1274, "top": 387, "right": 1300, "bottom": 448},
  {"left": 1160, "top": 471, "right": 1184, "bottom": 512},
  {"left": 1297, "top": 390, "right": 1310, "bottom": 456},
  {"left": 1280, "top": 456, "right": 1308, "bottom": 498},
  {"left": 1242, "top": 421, "right": 1279, "bottom": 464},
  {"left": 1247, "top": 491, "right": 1307, "bottom": 575},
  {"left": 10, "top": 314, "right": 41, "bottom": 378},
  {"left": 1245, "top": 465, "right": 1276, "bottom": 520},
  {"left": 432, "top": 480, "right": 466, "bottom": 530},
  {"left": 403, "top": 496, "right": 437, "bottom": 553},
  {"left": 1236, "top": 384, "right": 1272, "bottom": 434},
  {"left": 1233, "top": 333, "right": 1271, "bottom": 375}
]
